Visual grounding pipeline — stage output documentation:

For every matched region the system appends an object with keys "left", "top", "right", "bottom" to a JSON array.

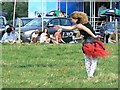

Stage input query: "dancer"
[{"left": 55, "top": 11, "right": 109, "bottom": 78}]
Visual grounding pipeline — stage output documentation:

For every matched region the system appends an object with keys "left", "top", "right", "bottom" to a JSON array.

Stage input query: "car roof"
[{"left": 32, "top": 17, "right": 71, "bottom": 20}]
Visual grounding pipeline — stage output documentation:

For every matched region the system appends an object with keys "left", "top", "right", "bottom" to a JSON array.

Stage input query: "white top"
[
  {"left": 40, "top": 33, "right": 48, "bottom": 43},
  {"left": 1, "top": 33, "right": 13, "bottom": 43},
  {"left": 32, "top": 32, "right": 39, "bottom": 38},
  {"left": 10, "top": 32, "right": 18, "bottom": 41}
]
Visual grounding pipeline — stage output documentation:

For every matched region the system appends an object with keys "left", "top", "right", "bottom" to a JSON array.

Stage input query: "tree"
[{"left": 2, "top": 1, "right": 28, "bottom": 20}]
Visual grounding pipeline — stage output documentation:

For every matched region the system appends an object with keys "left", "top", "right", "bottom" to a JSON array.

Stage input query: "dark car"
[
  {"left": 16, "top": 17, "right": 75, "bottom": 43},
  {"left": 0, "top": 16, "right": 7, "bottom": 39}
]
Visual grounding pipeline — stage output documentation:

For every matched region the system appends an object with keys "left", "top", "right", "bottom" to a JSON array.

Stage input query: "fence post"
[
  {"left": 115, "top": 18, "right": 118, "bottom": 43},
  {"left": 18, "top": 18, "right": 21, "bottom": 43}
]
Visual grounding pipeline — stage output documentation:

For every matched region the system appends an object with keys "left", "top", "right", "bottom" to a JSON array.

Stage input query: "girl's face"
[
  {"left": 45, "top": 29, "right": 48, "bottom": 33},
  {"left": 71, "top": 18, "right": 77, "bottom": 24},
  {"left": 11, "top": 27, "right": 15, "bottom": 33}
]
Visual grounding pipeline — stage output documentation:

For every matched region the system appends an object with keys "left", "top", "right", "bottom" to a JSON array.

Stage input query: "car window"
[
  {"left": 21, "top": 19, "right": 33, "bottom": 26},
  {"left": 15, "top": 18, "right": 33, "bottom": 27},
  {"left": 25, "top": 18, "right": 49, "bottom": 27},
  {"left": 28, "top": 19, "right": 41, "bottom": 26},
  {"left": 49, "top": 19, "right": 60, "bottom": 25},
  {"left": 0, "top": 18, "right": 4, "bottom": 26},
  {"left": 60, "top": 18, "right": 72, "bottom": 26}
]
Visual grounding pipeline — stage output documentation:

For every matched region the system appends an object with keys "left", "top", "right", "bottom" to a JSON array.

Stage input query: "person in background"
[
  {"left": 98, "top": 4, "right": 107, "bottom": 17},
  {"left": 108, "top": 31, "right": 120, "bottom": 43},
  {"left": 99, "top": 21, "right": 107, "bottom": 42},
  {"left": 59, "top": 10, "right": 65, "bottom": 17},
  {"left": 73, "top": 29, "right": 84, "bottom": 43},
  {"left": 54, "top": 10, "right": 65, "bottom": 17},
  {"left": 52, "top": 28, "right": 66, "bottom": 44},
  {"left": 0, "top": 27, "right": 12, "bottom": 43},
  {"left": 55, "top": 11, "right": 109, "bottom": 79},
  {"left": 40, "top": 28, "right": 51, "bottom": 43},
  {"left": 31, "top": 29, "right": 40, "bottom": 43},
  {"left": 10, "top": 26, "right": 18, "bottom": 43}
]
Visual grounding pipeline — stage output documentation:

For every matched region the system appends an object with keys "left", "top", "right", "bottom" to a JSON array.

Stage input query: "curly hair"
[{"left": 70, "top": 11, "right": 88, "bottom": 24}]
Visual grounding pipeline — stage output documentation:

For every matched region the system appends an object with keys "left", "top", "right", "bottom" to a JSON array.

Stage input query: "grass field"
[{"left": 0, "top": 43, "right": 118, "bottom": 88}]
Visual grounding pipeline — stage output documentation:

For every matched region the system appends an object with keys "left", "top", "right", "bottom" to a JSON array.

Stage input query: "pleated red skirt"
[{"left": 82, "top": 40, "right": 109, "bottom": 58}]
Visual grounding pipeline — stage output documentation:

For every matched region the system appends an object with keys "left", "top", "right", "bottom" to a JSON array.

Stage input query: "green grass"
[{"left": 0, "top": 43, "right": 118, "bottom": 88}]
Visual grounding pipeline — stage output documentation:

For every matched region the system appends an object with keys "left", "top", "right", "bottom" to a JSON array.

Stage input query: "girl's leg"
[
  {"left": 89, "top": 58, "right": 98, "bottom": 77},
  {"left": 84, "top": 54, "right": 91, "bottom": 78}
]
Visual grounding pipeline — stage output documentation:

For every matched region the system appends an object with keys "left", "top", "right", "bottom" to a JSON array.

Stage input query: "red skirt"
[{"left": 82, "top": 40, "right": 109, "bottom": 58}]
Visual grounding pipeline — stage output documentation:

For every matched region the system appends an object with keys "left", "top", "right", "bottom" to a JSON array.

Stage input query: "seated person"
[
  {"left": 31, "top": 29, "right": 40, "bottom": 43},
  {"left": 0, "top": 27, "right": 12, "bottom": 43},
  {"left": 73, "top": 29, "right": 84, "bottom": 43},
  {"left": 108, "top": 32, "right": 120, "bottom": 43},
  {"left": 52, "top": 29, "right": 66, "bottom": 44},
  {"left": 40, "top": 28, "right": 50, "bottom": 43},
  {"left": 73, "top": 35, "right": 84, "bottom": 42},
  {"left": 10, "top": 26, "right": 18, "bottom": 43}
]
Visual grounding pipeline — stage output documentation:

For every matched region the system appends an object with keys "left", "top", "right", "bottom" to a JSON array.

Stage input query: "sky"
[{"left": 28, "top": 0, "right": 58, "bottom": 18}]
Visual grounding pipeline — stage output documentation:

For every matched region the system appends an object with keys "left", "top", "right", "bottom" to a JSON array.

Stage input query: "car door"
[{"left": 60, "top": 18, "right": 74, "bottom": 42}]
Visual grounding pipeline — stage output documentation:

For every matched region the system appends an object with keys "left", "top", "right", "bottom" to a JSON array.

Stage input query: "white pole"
[
  {"left": 66, "top": 0, "right": 67, "bottom": 17},
  {"left": 44, "top": 0, "right": 46, "bottom": 16},
  {"left": 91, "top": 1, "right": 94, "bottom": 26},
  {"left": 110, "top": 0, "right": 112, "bottom": 22},
  {"left": 13, "top": 0, "right": 16, "bottom": 27},
  {"left": 59, "top": 0, "right": 60, "bottom": 11},
  {"left": 90, "top": 0, "right": 91, "bottom": 24},
  {"left": 18, "top": 18, "right": 21, "bottom": 43},
  {"left": 42, "top": 0, "right": 44, "bottom": 31},
  {"left": 93, "top": 0, "right": 95, "bottom": 30},
  {"left": 115, "top": 18, "right": 118, "bottom": 43}
]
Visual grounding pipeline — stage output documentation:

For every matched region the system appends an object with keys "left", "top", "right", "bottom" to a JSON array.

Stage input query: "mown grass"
[{"left": 0, "top": 43, "right": 118, "bottom": 88}]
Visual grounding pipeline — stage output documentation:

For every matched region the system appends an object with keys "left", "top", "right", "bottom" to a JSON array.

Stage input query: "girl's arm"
[
  {"left": 76, "top": 24, "right": 101, "bottom": 38},
  {"left": 55, "top": 25, "right": 77, "bottom": 30}
]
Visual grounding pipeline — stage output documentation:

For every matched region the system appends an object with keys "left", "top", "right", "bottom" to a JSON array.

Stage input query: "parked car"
[
  {"left": 16, "top": 17, "right": 75, "bottom": 43},
  {"left": 7, "top": 17, "right": 34, "bottom": 27},
  {"left": 15, "top": 17, "right": 35, "bottom": 27},
  {"left": 0, "top": 16, "right": 7, "bottom": 39}
]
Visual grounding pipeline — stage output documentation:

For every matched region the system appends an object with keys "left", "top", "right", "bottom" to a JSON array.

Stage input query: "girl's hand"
[
  {"left": 95, "top": 35, "right": 103, "bottom": 38},
  {"left": 54, "top": 25, "right": 61, "bottom": 30}
]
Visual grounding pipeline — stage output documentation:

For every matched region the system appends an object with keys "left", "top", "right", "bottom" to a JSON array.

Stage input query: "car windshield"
[
  {"left": 22, "top": 19, "right": 33, "bottom": 25},
  {"left": 25, "top": 18, "right": 50, "bottom": 27}
]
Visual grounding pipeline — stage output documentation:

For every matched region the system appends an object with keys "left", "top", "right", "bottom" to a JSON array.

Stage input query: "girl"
[
  {"left": 40, "top": 28, "right": 50, "bottom": 43},
  {"left": 52, "top": 29, "right": 66, "bottom": 44},
  {"left": 55, "top": 11, "right": 109, "bottom": 78},
  {"left": 31, "top": 29, "right": 40, "bottom": 43}
]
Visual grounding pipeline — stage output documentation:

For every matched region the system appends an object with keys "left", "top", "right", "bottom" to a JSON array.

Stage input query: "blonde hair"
[{"left": 70, "top": 11, "right": 88, "bottom": 24}]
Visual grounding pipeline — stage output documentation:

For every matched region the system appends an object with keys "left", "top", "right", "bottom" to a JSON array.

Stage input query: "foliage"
[
  {"left": 1, "top": 43, "right": 118, "bottom": 88},
  {"left": 2, "top": 2, "right": 28, "bottom": 20}
]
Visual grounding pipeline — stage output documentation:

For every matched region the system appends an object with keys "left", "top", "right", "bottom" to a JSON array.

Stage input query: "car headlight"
[{"left": 24, "top": 30, "right": 35, "bottom": 35}]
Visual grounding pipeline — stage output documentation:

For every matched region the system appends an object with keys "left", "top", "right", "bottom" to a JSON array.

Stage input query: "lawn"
[{"left": 0, "top": 43, "right": 118, "bottom": 88}]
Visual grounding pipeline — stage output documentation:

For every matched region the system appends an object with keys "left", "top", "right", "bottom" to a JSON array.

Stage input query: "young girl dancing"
[{"left": 55, "top": 11, "right": 109, "bottom": 78}]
